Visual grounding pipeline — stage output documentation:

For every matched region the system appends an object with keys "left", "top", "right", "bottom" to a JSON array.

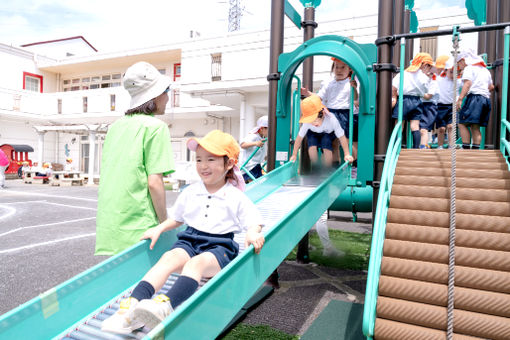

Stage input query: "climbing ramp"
[
  {"left": 0, "top": 161, "right": 351, "bottom": 340},
  {"left": 369, "top": 149, "right": 510, "bottom": 339}
]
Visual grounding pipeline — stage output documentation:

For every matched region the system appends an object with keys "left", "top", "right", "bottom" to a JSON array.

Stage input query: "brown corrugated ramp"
[{"left": 374, "top": 149, "right": 510, "bottom": 340}]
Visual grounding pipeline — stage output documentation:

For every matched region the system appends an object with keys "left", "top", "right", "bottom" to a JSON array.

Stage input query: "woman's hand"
[{"left": 141, "top": 225, "right": 163, "bottom": 250}]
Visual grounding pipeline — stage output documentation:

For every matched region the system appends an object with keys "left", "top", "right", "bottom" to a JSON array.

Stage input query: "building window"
[
  {"left": 158, "top": 68, "right": 166, "bottom": 75},
  {"left": 83, "top": 97, "right": 88, "bottom": 113},
  {"left": 62, "top": 73, "right": 123, "bottom": 92},
  {"left": 173, "top": 63, "right": 181, "bottom": 81},
  {"left": 172, "top": 89, "right": 180, "bottom": 107},
  {"left": 211, "top": 53, "right": 222, "bottom": 81},
  {"left": 23, "top": 72, "right": 43, "bottom": 92},
  {"left": 110, "top": 94, "right": 116, "bottom": 111},
  {"left": 58, "top": 99, "right": 62, "bottom": 114},
  {"left": 419, "top": 26, "right": 439, "bottom": 60}
]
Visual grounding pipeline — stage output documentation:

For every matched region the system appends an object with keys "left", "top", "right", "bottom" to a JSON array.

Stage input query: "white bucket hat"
[
  {"left": 250, "top": 115, "right": 269, "bottom": 134},
  {"left": 123, "top": 61, "right": 172, "bottom": 109},
  {"left": 444, "top": 56, "right": 454, "bottom": 70}
]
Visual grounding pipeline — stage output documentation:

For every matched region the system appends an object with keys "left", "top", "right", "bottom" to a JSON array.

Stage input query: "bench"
[
  {"left": 60, "top": 177, "right": 84, "bottom": 186},
  {"left": 32, "top": 176, "right": 50, "bottom": 184}
]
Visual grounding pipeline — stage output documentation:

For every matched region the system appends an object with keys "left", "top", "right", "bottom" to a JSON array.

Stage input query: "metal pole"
[
  {"left": 500, "top": 26, "right": 510, "bottom": 154},
  {"left": 498, "top": 0, "right": 510, "bottom": 147},
  {"left": 485, "top": 0, "right": 498, "bottom": 148},
  {"left": 392, "top": 0, "right": 405, "bottom": 69},
  {"left": 266, "top": 0, "right": 284, "bottom": 172},
  {"left": 373, "top": 0, "right": 395, "bottom": 217},
  {"left": 296, "top": 5, "right": 317, "bottom": 264}
]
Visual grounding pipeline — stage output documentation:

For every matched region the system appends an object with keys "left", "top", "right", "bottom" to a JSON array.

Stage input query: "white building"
[{"left": 0, "top": 6, "right": 477, "bottom": 183}]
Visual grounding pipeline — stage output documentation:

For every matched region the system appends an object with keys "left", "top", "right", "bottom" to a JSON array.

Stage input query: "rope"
[{"left": 446, "top": 32, "right": 460, "bottom": 340}]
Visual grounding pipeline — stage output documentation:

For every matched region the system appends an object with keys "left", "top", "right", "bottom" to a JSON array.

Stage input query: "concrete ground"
[{"left": 0, "top": 179, "right": 370, "bottom": 338}]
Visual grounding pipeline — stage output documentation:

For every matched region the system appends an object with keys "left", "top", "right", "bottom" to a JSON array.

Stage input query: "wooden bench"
[
  {"left": 32, "top": 175, "right": 50, "bottom": 184},
  {"left": 60, "top": 177, "right": 84, "bottom": 186}
]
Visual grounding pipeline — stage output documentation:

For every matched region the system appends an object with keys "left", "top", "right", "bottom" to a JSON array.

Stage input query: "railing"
[
  {"left": 362, "top": 37, "right": 406, "bottom": 339},
  {"left": 240, "top": 138, "right": 267, "bottom": 181},
  {"left": 499, "top": 26, "right": 510, "bottom": 167}
]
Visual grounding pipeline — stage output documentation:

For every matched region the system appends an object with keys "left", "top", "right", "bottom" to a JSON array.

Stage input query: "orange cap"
[
  {"left": 300, "top": 94, "right": 326, "bottom": 124},
  {"left": 187, "top": 130, "right": 240, "bottom": 163},
  {"left": 435, "top": 55, "right": 450, "bottom": 69},
  {"left": 331, "top": 57, "right": 341, "bottom": 62},
  {"left": 406, "top": 52, "right": 434, "bottom": 72},
  {"left": 43, "top": 162, "right": 50, "bottom": 168}
]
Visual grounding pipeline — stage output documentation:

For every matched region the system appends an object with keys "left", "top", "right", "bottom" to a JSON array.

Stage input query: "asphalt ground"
[{"left": 0, "top": 179, "right": 370, "bottom": 337}]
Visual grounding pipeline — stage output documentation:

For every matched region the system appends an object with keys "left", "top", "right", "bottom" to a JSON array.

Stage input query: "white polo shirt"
[
  {"left": 437, "top": 75, "right": 463, "bottom": 104},
  {"left": 170, "top": 181, "right": 263, "bottom": 235},
  {"left": 298, "top": 112, "right": 345, "bottom": 138},
  {"left": 462, "top": 65, "right": 493, "bottom": 99},
  {"left": 392, "top": 70, "right": 431, "bottom": 97}
]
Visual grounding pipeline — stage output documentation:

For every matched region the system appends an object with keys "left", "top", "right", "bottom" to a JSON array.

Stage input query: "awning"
[{"left": 2, "top": 144, "right": 34, "bottom": 152}]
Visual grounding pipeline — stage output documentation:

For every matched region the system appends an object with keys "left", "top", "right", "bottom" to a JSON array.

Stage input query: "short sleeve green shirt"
[{"left": 95, "top": 114, "right": 174, "bottom": 255}]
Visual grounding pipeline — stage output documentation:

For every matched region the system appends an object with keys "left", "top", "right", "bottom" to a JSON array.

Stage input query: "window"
[
  {"left": 23, "top": 72, "right": 43, "bottom": 92},
  {"left": 112, "top": 74, "right": 121, "bottom": 80},
  {"left": 58, "top": 99, "right": 62, "bottom": 114},
  {"left": 172, "top": 89, "right": 180, "bottom": 107},
  {"left": 82, "top": 77, "right": 90, "bottom": 83},
  {"left": 83, "top": 97, "right": 88, "bottom": 113},
  {"left": 419, "top": 26, "right": 438, "bottom": 60},
  {"left": 211, "top": 54, "right": 222, "bottom": 81},
  {"left": 63, "top": 73, "right": 124, "bottom": 91},
  {"left": 173, "top": 64, "right": 181, "bottom": 81},
  {"left": 158, "top": 68, "right": 166, "bottom": 75},
  {"left": 110, "top": 94, "right": 116, "bottom": 111}
]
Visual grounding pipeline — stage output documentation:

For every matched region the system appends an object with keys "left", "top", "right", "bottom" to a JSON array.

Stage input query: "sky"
[{"left": 0, "top": 0, "right": 466, "bottom": 53}]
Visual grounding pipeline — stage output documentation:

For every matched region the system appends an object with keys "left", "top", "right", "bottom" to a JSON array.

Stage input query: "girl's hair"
[
  {"left": 317, "top": 108, "right": 324, "bottom": 119},
  {"left": 125, "top": 99, "right": 157, "bottom": 115},
  {"left": 330, "top": 61, "right": 353, "bottom": 77},
  {"left": 223, "top": 156, "right": 235, "bottom": 182}
]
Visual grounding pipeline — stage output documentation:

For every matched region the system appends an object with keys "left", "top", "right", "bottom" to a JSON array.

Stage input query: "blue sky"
[{"left": 0, "top": 0, "right": 467, "bottom": 53}]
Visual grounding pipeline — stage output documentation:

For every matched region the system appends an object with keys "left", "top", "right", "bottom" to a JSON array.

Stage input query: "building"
[{"left": 0, "top": 6, "right": 477, "bottom": 183}]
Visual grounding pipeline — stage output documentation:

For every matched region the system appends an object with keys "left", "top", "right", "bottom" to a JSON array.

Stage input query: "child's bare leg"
[
  {"left": 459, "top": 124, "right": 471, "bottom": 144},
  {"left": 446, "top": 124, "right": 453, "bottom": 146},
  {"left": 180, "top": 252, "right": 222, "bottom": 282},
  {"left": 471, "top": 125, "right": 482, "bottom": 144},
  {"left": 437, "top": 126, "right": 446, "bottom": 147},
  {"left": 322, "top": 149, "right": 333, "bottom": 167},
  {"left": 420, "top": 128, "right": 429, "bottom": 146},
  {"left": 352, "top": 142, "right": 358, "bottom": 160},
  {"left": 308, "top": 146, "right": 319, "bottom": 163},
  {"left": 332, "top": 139, "right": 340, "bottom": 162},
  {"left": 141, "top": 248, "right": 190, "bottom": 292}
]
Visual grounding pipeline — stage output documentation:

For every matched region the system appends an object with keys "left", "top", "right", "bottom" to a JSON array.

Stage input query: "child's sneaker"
[
  {"left": 101, "top": 297, "right": 144, "bottom": 334},
  {"left": 133, "top": 294, "right": 173, "bottom": 329}
]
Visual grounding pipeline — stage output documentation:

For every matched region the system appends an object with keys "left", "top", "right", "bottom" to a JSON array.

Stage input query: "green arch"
[{"left": 274, "top": 35, "right": 377, "bottom": 185}]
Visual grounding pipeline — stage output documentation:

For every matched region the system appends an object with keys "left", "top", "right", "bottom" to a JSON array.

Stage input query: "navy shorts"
[
  {"left": 392, "top": 95, "right": 423, "bottom": 121},
  {"left": 419, "top": 102, "right": 438, "bottom": 131},
  {"left": 459, "top": 94, "right": 491, "bottom": 127},
  {"left": 306, "top": 131, "right": 336, "bottom": 151},
  {"left": 171, "top": 226, "right": 239, "bottom": 269},
  {"left": 329, "top": 108, "right": 358, "bottom": 141},
  {"left": 436, "top": 103, "right": 453, "bottom": 128},
  {"left": 243, "top": 163, "right": 263, "bottom": 182}
]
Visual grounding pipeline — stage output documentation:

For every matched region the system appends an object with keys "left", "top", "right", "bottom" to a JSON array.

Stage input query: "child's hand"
[
  {"left": 350, "top": 79, "right": 358, "bottom": 88},
  {"left": 245, "top": 229, "right": 265, "bottom": 254},
  {"left": 344, "top": 154, "right": 354, "bottom": 164},
  {"left": 456, "top": 98, "right": 463, "bottom": 110},
  {"left": 141, "top": 225, "right": 163, "bottom": 250},
  {"left": 300, "top": 87, "right": 311, "bottom": 97},
  {"left": 255, "top": 140, "right": 265, "bottom": 148},
  {"left": 289, "top": 155, "right": 297, "bottom": 162}
]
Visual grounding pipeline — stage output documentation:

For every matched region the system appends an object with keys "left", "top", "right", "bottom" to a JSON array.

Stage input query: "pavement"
[{"left": 0, "top": 179, "right": 371, "bottom": 338}]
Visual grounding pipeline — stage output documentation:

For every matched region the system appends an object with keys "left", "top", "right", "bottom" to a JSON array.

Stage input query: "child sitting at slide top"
[
  {"left": 102, "top": 130, "right": 265, "bottom": 334},
  {"left": 290, "top": 94, "right": 353, "bottom": 166}
]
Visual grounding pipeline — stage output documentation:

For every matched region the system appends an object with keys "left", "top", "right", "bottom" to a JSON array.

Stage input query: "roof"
[
  {"left": 21, "top": 36, "right": 98, "bottom": 52},
  {"left": 0, "top": 144, "right": 34, "bottom": 152}
]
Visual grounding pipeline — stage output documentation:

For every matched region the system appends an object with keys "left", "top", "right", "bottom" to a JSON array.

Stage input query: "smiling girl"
[{"left": 102, "top": 130, "right": 265, "bottom": 334}]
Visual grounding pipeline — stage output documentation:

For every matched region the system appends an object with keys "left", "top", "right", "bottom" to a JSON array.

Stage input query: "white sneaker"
[
  {"left": 322, "top": 245, "right": 345, "bottom": 257},
  {"left": 101, "top": 297, "right": 144, "bottom": 334},
  {"left": 133, "top": 294, "right": 173, "bottom": 329}
]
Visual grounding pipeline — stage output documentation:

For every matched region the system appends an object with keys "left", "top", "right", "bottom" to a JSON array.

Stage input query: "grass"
[
  {"left": 286, "top": 229, "right": 371, "bottom": 270},
  {"left": 221, "top": 324, "right": 299, "bottom": 340}
]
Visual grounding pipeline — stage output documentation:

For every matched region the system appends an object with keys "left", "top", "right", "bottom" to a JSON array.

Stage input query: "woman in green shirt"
[{"left": 95, "top": 62, "right": 175, "bottom": 255}]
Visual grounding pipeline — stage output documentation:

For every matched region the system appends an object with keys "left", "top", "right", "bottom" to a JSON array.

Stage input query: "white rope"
[{"left": 447, "top": 33, "right": 459, "bottom": 340}]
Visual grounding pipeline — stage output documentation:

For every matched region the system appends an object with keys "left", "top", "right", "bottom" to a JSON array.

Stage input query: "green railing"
[
  {"left": 362, "top": 37, "right": 406, "bottom": 339},
  {"left": 240, "top": 138, "right": 267, "bottom": 181},
  {"left": 499, "top": 26, "right": 510, "bottom": 167}
]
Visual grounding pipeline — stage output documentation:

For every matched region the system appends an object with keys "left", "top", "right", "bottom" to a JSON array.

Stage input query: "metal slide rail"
[
  {"left": 362, "top": 37, "right": 406, "bottom": 339},
  {"left": 499, "top": 26, "right": 510, "bottom": 167}
]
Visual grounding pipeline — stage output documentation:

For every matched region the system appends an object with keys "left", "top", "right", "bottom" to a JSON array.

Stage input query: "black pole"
[
  {"left": 485, "top": 0, "right": 498, "bottom": 148},
  {"left": 392, "top": 0, "right": 405, "bottom": 69},
  {"left": 296, "top": 6, "right": 317, "bottom": 264},
  {"left": 373, "top": 0, "right": 395, "bottom": 218},
  {"left": 267, "top": 0, "right": 285, "bottom": 172}
]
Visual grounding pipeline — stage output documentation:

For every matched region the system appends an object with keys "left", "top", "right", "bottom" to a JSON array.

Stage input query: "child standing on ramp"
[
  {"left": 240, "top": 115, "right": 268, "bottom": 183},
  {"left": 102, "top": 130, "right": 265, "bottom": 334}
]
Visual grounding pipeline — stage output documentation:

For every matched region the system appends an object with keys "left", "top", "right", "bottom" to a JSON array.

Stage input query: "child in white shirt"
[
  {"left": 240, "top": 115, "right": 268, "bottom": 182},
  {"left": 456, "top": 49, "right": 494, "bottom": 149},
  {"left": 102, "top": 130, "right": 265, "bottom": 334}
]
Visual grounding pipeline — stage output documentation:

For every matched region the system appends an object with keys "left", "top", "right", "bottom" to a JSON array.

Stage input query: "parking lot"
[{"left": 0, "top": 179, "right": 178, "bottom": 315}]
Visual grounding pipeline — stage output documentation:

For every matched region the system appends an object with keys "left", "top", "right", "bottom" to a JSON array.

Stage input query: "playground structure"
[
  {"left": 0, "top": 143, "right": 34, "bottom": 177},
  {"left": 0, "top": 0, "right": 509, "bottom": 339}
]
